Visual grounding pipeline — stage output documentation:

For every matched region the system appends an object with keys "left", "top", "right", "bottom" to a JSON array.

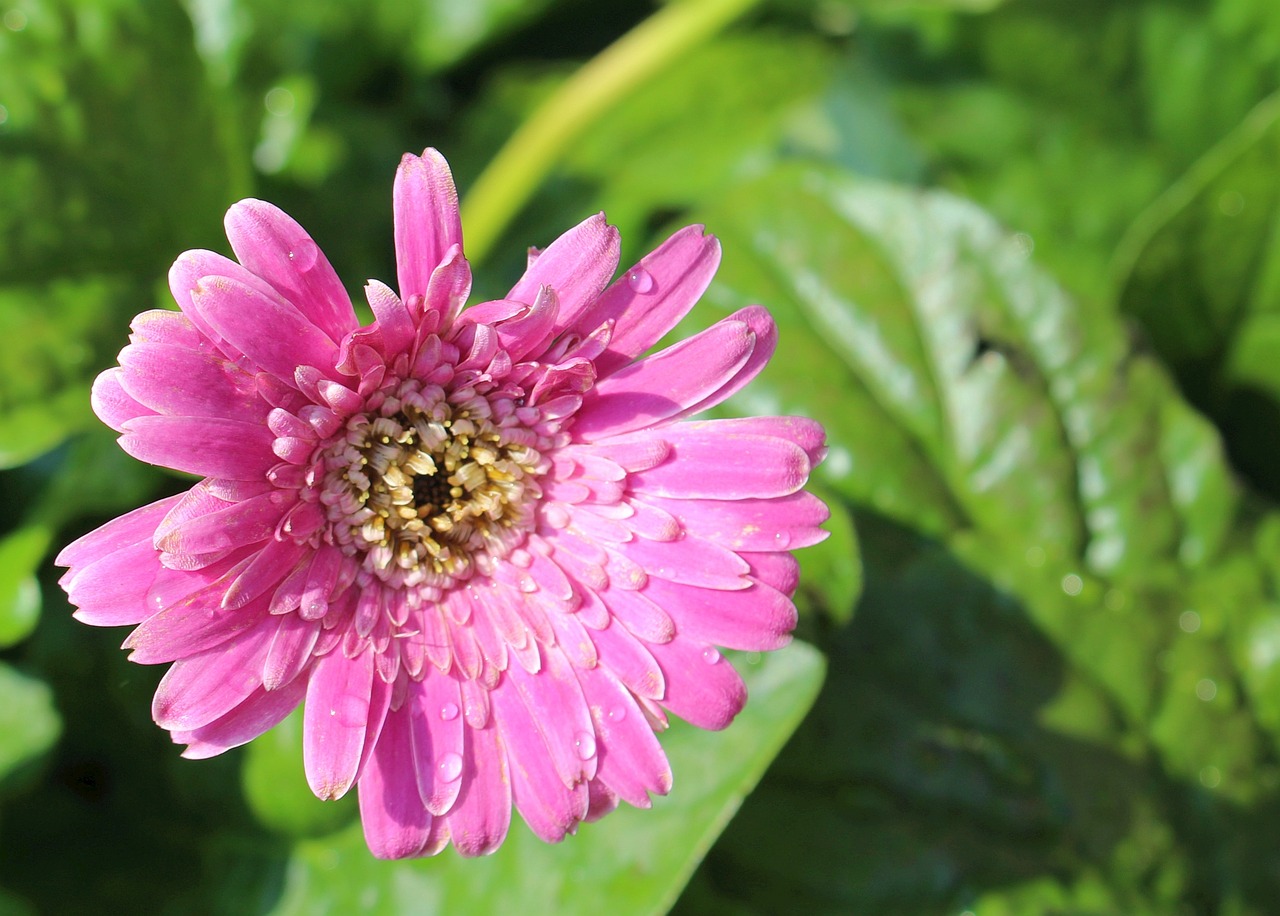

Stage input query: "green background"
[{"left": 4, "top": 0, "right": 1280, "bottom": 912}]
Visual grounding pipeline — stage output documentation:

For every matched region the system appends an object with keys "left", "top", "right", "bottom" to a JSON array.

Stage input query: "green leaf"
[
  {"left": 0, "top": 525, "right": 52, "bottom": 649},
  {"left": 0, "top": 663, "right": 61, "bottom": 784},
  {"left": 796, "top": 489, "right": 861, "bottom": 625},
  {"left": 268, "top": 642, "right": 824, "bottom": 916},
  {"left": 692, "top": 163, "right": 1243, "bottom": 724}
]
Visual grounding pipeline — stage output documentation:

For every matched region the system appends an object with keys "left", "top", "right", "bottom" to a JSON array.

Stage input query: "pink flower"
[{"left": 56, "top": 149, "right": 828, "bottom": 859}]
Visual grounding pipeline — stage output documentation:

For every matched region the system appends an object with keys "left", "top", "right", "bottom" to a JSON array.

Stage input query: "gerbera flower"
[{"left": 56, "top": 149, "right": 828, "bottom": 859}]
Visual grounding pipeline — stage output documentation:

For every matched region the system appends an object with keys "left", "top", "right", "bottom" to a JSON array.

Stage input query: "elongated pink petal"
[
  {"left": 492, "top": 677, "right": 589, "bottom": 842},
  {"left": 224, "top": 199, "right": 358, "bottom": 344},
  {"left": 646, "top": 577, "right": 797, "bottom": 651},
  {"left": 509, "top": 213, "right": 620, "bottom": 328},
  {"left": 506, "top": 646, "right": 597, "bottom": 788},
  {"left": 118, "top": 342, "right": 264, "bottom": 422},
  {"left": 175, "top": 677, "right": 307, "bottom": 759},
  {"left": 191, "top": 275, "right": 340, "bottom": 383},
  {"left": 574, "top": 225, "right": 721, "bottom": 377},
  {"left": 394, "top": 149, "right": 462, "bottom": 304},
  {"left": 56, "top": 495, "right": 180, "bottom": 570},
  {"left": 642, "top": 491, "right": 830, "bottom": 551},
  {"left": 647, "top": 636, "right": 747, "bottom": 730},
  {"left": 129, "top": 309, "right": 202, "bottom": 348},
  {"left": 359, "top": 705, "right": 435, "bottom": 860},
  {"left": 119, "top": 415, "right": 276, "bottom": 480},
  {"left": 64, "top": 539, "right": 163, "bottom": 627},
  {"left": 572, "top": 317, "right": 754, "bottom": 440},
  {"left": 577, "top": 664, "right": 672, "bottom": 807},
  {"left": 304, "top": 647, "right": 376, "bottom": 800},
  {"left": 124, "top": 586, "right": 267, "bottom": 665},
  {"left": 155, "top": 491, "right": 283, "bottom": 558},
  {"left": 620, "top": 534, "right": 751, "bottom": 590},
  {"left": 92, "top": 368, "right": 156, "bottom": 431},
  {"left": 262, "top": 613, "right": 321, "bottom": 690},
  {"left": 408, "top": 672, "right": 466, "bottom": 816},
  {"left": 628, "top": 427, "right": 811, "bottom": 499},
  {"left": 446, "top": 721, "right": 511, "bottom": 856},
  {"left": 152, "top": 619, "right": 274, "bottom": 730}
]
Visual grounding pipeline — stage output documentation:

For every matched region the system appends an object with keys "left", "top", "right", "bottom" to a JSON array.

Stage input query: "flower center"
[{"left": 319, "top": 379, "right": 544, "bottom": 589}]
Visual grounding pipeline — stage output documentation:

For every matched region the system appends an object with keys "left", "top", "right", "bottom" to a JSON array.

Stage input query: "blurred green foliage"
[{"left": 4, "top": 0, "right": 1280, "bottom": 912}]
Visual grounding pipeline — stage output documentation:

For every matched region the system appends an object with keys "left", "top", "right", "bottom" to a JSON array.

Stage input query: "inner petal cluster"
[{"left": 317, "top": 378, "right": 550, "bottom": 591}]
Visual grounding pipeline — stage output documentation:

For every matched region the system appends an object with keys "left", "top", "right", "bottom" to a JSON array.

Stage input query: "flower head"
[{"left": 57, "top": 149, "right": 828, "bottom": 858}]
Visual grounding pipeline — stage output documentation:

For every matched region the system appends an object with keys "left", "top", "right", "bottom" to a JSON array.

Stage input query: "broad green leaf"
[
  {"left": 0, "top": 663, "right": 60, "bottom": 784},
  {"left": 0, "top": 526, "right": 52, "bottom": 649},
  {"left": 269, "top": 642, "right": 824, "bottom": 916}
]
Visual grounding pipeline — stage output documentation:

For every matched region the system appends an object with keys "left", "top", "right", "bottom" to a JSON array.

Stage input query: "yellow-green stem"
[{"left": 461, "top": 0, "right": 764, "bottom": 263}]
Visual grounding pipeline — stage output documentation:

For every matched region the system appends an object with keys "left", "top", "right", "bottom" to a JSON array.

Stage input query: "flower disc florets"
[{"left": 318, "top": 373, "right": 549, "bottom": 590}]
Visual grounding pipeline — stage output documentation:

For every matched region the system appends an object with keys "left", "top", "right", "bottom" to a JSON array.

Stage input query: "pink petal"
[
  {"left": 642, "top": 491, "right": 830, "bottom": 551},
  {"left": 124, "top": 585, "right": 267, "bottom": 665},
  {"left": 589, "top": 619, "right": 665, "bottom": 700},
  {"left": 408, "top": 672, "right": 466, "bottom": 816},
  {"left": 175, "top": 677, "right": 307, "bottom": 759},
  {"left": 168, "top": 250, "right": 287, "bottom": 355},
  {"left": 572, "top": 225, "right": 721, "bottom": 377},
  {"left": 262, "top": 613, "right": 321, "bottom": 690},
  {"left": 118, "top": 342, "right": 264, "bottom": 422},
  {"left": 56, "top": 495, "right": 180, "bottom": 570},
  {"left": 686, "top": 414, "right": 827, "bottom": 466},
  {"left": 665, "top": 306, "right": 777, "bottom": 422},
  {"left": 154, "top": 491, "right": 284, "bottom": 558},
  {"left": 394, "top": 149, "right": 462, "bottom": 304},
  {"left": 92, "top": 368, "right": 156, "bottom": 432},
  {"left": 645, "top": 577, "right": 797, "bottom": 652},
  {"left": 491, "top": 677, "right": 589, "bottom": 842},
  {"left": 358, "top": 705, "right": 436, "bottom": 860},
  {"left": 446, "top": 721, "right": 511, "bottom": 857},
  {"left": 222, "top": 537, "right": 306, "bottom": 610},
  {"left": 572, "top": 317, "right": 755, "bottom": 441},
  {"left": 365, "top": 279, "right": 415, "bottom": 359},
  {"left": 303, "top": 647, "right": 377, "bottom": 800},
  {"left": 223, "top": 198, "right": 358, "bottom": 345},
  {"left": 599, "top": 586, "right": 675, "bottom": 643},
  {"left": 508, "top": 213, "right": 620, "bottom": 329},
  {"left": 119, "top": 415, "right": 276, "bottom": 480},
  {"left": 151, "top": 618, "right": 274, "bottom": 730},
  {"left": 647, "top": 637, "right": 747, "bottom": 731},
  {"left": 191, "top": 275, "right": 340, "bottom": 384},
  {"left": 577, "top": 664, "right": 672, "bottom": 807},
  {"left": 423, "top": 244, "right": 472, "bottom": 329},
  {"left": 628, "top": 425, "right": 811, "bottom": 499},
  {"left": 129, "top": 309, "right": 203, "bottom": 349},
  {"left": 743, "top": 551, "right": 800, "bottom": 595},
  {"left": 620, "top": 534, "right": 750, "bottom": 590},
  {"left": 64, "top": 539, "right": 163, "bottom": 627},
  {"left": 505, "top": 646, "right": 597, "bottom": 788}
]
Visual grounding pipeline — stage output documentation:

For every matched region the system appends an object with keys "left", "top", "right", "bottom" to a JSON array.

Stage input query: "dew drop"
[
  {"left": 774, "top": 530, "right": 792, "bottom": 548},
  {"left": 574, "top": 730, "right": 597, "bottom": 760},
  {"left": 287, "top": 237, "right": 319, "bottom": 271},
  {"left": 437, "top": 752, "right": 463, "bottom": 782},
  {"left": 606, "top": 705, "right": 627, "bottom": 723},
  {"left": 703, "top": 647, "right": 721, "bottom": 664},
  {"left": 440, "top": 702, "right": 460, "bottom": 721},
  {"left": 627, "top": 266, "right": 654, "bottom": 294}
]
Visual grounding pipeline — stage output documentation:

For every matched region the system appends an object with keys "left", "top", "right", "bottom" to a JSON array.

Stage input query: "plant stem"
[{"left": 461, "top": 0, "right": 764, "bottom": 263}]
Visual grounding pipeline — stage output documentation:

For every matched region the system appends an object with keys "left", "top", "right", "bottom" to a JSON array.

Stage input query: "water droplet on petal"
[
  {"left": 287, "top": 237, "right": 319, "bottom": 271},
  {"left": 606, "top": 705, "right": 627, "bottom": 723},
  {"left": 574, "top": 730, "right": 597, "bottom": 760},
  {"left": 703, "top": 647, "right": 721, "bottom": 664},
  {"left": 437, "top": 752, "right": 463, "bottom": 782},
  {"left": 440, "top": 702, "right": 459, "bottom": 721},
  {"left": 774, "top": 530, "right": 791, "bottom": 548},
  {"left": 627, "top": 267, "right": 654, "bottom": 294}
]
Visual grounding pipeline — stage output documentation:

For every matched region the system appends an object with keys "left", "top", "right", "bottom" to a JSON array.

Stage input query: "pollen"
[{"left": 318, "top": 379, "right": 547, "bottom": 589}]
